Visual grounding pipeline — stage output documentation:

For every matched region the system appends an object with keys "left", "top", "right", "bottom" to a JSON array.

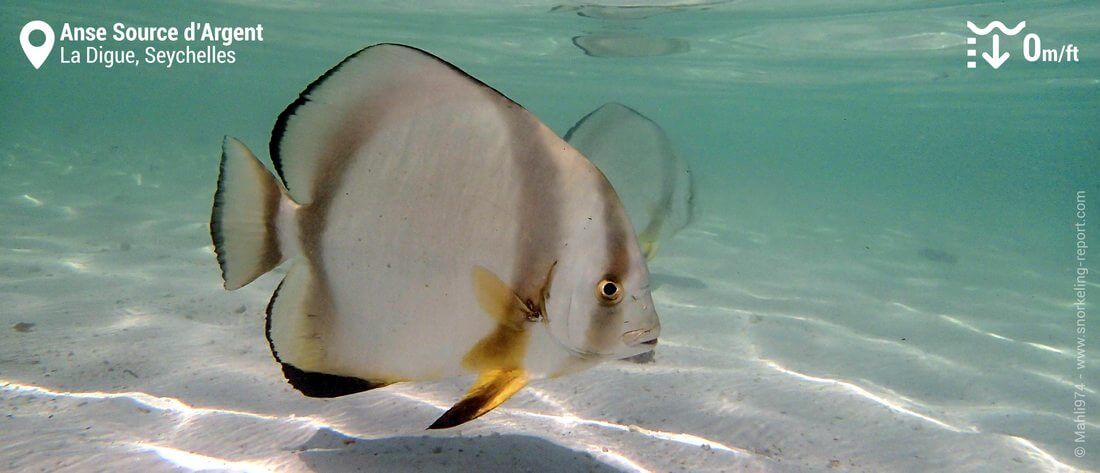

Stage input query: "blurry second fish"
[{"left": 565, "top": 103, "right": 695, "bottom": 260}]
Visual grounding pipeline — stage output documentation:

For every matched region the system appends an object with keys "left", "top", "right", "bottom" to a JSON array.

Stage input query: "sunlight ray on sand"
[
  {"left": 760, "top": 359, "right": 970, "bottom": 433},
  {"left": 652, "top": 297, "right": 749, "bottom": 314},
  {"left": 609, "top": 363, "right": 736, "bottom": 376},
  {"left": 1007, "top": 437, "right": 1081, "bottom": 473},
  {"left": 129, "top": 443, "right": 274, "bottom": 473},
  {"left": 1021, "top": 369, "right": 1097, "bottom": 395},
  {"left": 60, "top": 257, "right": 91, "bottom": 272},
  {"left": 968, "top": 404, "right": 1100, "bottom": 430},
  {"left": 755, "top": 311, "right": 972, "bottom": 368},
  {"left": 382, "top": 387, "right": 752, "bottom": 457},
  {"left": 0, "top": 380, "right": 354, "bottom": 438},
  {"left": 519, "top": 411, "right": 751, "bottom": 456},
  {"left": 20, "top": 194, "right": 44, "bottom": 207},
  {"left": 104, "top": 307, "right": 158, "bottom": 330},
  {"left": 1024, "top": 342, "right": 1068, "bottom": 355},
  {"left": 671, "top": 299, "right": 975, "bottom": 375},
  {"left": 577, "top": 445, "right": 652, "bottom": 473},
  {"left": 520, "top": 389, "right": 754, "bottom": 457},
  {"left": 938, "top": 314, "right": 1018, "bottom": 343},
  {"left": 890, "top": 301, "right": 922, "bottom": 313}
]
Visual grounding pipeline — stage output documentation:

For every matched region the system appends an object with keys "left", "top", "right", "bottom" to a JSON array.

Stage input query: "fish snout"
[{"left": 618, "top": 288, "right": 659, "bottom": 351}]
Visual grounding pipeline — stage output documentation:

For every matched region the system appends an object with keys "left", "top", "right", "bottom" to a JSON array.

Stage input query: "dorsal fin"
[{"left": 268, "top": 43, "right": 516, "bottom": 204}]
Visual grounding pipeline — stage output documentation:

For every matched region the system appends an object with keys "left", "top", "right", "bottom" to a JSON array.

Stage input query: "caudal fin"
[{"left": 211, "top": 136, "right": 289, "bottom": 290}]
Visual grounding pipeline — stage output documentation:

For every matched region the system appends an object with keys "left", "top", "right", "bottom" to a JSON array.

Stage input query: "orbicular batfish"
[
  {"left": 564, "top": 103, "right": 695, "bottom": 260},
  {"left": 210, "top": 44, "right": 660, "bottom": 429}
]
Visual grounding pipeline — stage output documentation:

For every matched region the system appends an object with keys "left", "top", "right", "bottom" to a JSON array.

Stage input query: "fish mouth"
[
  {"left": 621, "top": 327, "right": 660, "bottom": 346},
  {"left": 619, "top": 328, "right": 659, "bottom": 358},
  {"left": 549, "top": 323, "right": 659, "bottom": 360}
]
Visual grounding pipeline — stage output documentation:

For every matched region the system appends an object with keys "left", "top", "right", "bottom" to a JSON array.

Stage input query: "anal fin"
[
  {"left": 428, "top": 369, "right": 528, "bottom": 429},
  {"left": 266, "top": 261, "right": 387, "bottom": 397}
]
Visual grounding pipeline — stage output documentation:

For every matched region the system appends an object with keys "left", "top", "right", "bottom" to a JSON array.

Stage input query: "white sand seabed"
[{"left": 1, "top": 144, "right": 1096, "bottom": 472}]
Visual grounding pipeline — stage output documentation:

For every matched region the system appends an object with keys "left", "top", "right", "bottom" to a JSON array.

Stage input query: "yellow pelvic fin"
[
  {"left": 428, "top": 368, "right": 528, "bottom": 429},
  {"left": 440, "top": 265, "right": 547, "bottom": 429},
  {"left": 462, "top": 323, "right": 528, "bottom": 372}
]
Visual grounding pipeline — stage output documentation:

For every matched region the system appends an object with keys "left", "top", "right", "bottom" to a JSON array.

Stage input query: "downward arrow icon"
[{"left": 982, "top": 34, "right": 1010, "bottom": 69}]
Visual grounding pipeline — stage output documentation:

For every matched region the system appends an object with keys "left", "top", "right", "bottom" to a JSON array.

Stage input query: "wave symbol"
[{"left": 966, "top": 20, "right": 1026, "bottom": 36}]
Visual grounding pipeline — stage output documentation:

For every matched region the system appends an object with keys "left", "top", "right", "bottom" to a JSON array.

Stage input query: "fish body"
[{"left": 210, "top": 44, "right": 659, "bottom": 428}]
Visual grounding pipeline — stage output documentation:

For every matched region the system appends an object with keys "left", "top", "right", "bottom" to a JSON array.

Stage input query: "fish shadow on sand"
[
  {"left": 297, "top": 427, "right": 620, "bottom": 472},
  {"left": 620, "top": 350, "right": 656, "bottom": 364}
]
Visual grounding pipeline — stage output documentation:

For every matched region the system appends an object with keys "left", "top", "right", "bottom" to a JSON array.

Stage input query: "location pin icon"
[{"left": 20, "top": 20, "right": 55, "bottom": 69}]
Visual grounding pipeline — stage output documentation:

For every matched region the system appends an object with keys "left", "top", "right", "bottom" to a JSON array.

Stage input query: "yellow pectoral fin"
[
  {"left": 472, "top": 266, "right": 530, "bottom": 329},
  {"left": 640, "top": 239, "right": 660, "bottom": 261},
  {"left": 638, "top": 220, "right": 664, "bottom": 262},
  {"left": 427, "top": 369, "right": 528, "bottom": 429}
]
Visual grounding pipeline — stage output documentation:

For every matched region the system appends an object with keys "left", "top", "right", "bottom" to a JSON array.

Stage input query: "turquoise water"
[{"left": 2, "top": 1, "right": 1098, "bottom": 471}]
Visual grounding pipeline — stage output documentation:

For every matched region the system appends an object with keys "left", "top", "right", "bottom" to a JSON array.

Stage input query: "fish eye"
[{"left": 596, "top": 278, "right": 623, "bottom": 305}]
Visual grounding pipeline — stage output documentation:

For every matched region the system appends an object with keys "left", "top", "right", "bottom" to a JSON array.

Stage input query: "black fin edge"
[
  {"left": 279, "top": 363, "right": 384, "bottom": 398},
  {"left": 571, "top": 35, "right": 599, "bottom": 58},
  {"left": 264, "top": 276, "right": 385, "bottom": 398},
  {"left": 427, "top": 392, "right": 494, "bottom": 430},
  {"left": 269, "top": 43, "right": 523, "bottom": 193},
  {"left": 209, "top": 137, "right": 232, "bottom": 286}
]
